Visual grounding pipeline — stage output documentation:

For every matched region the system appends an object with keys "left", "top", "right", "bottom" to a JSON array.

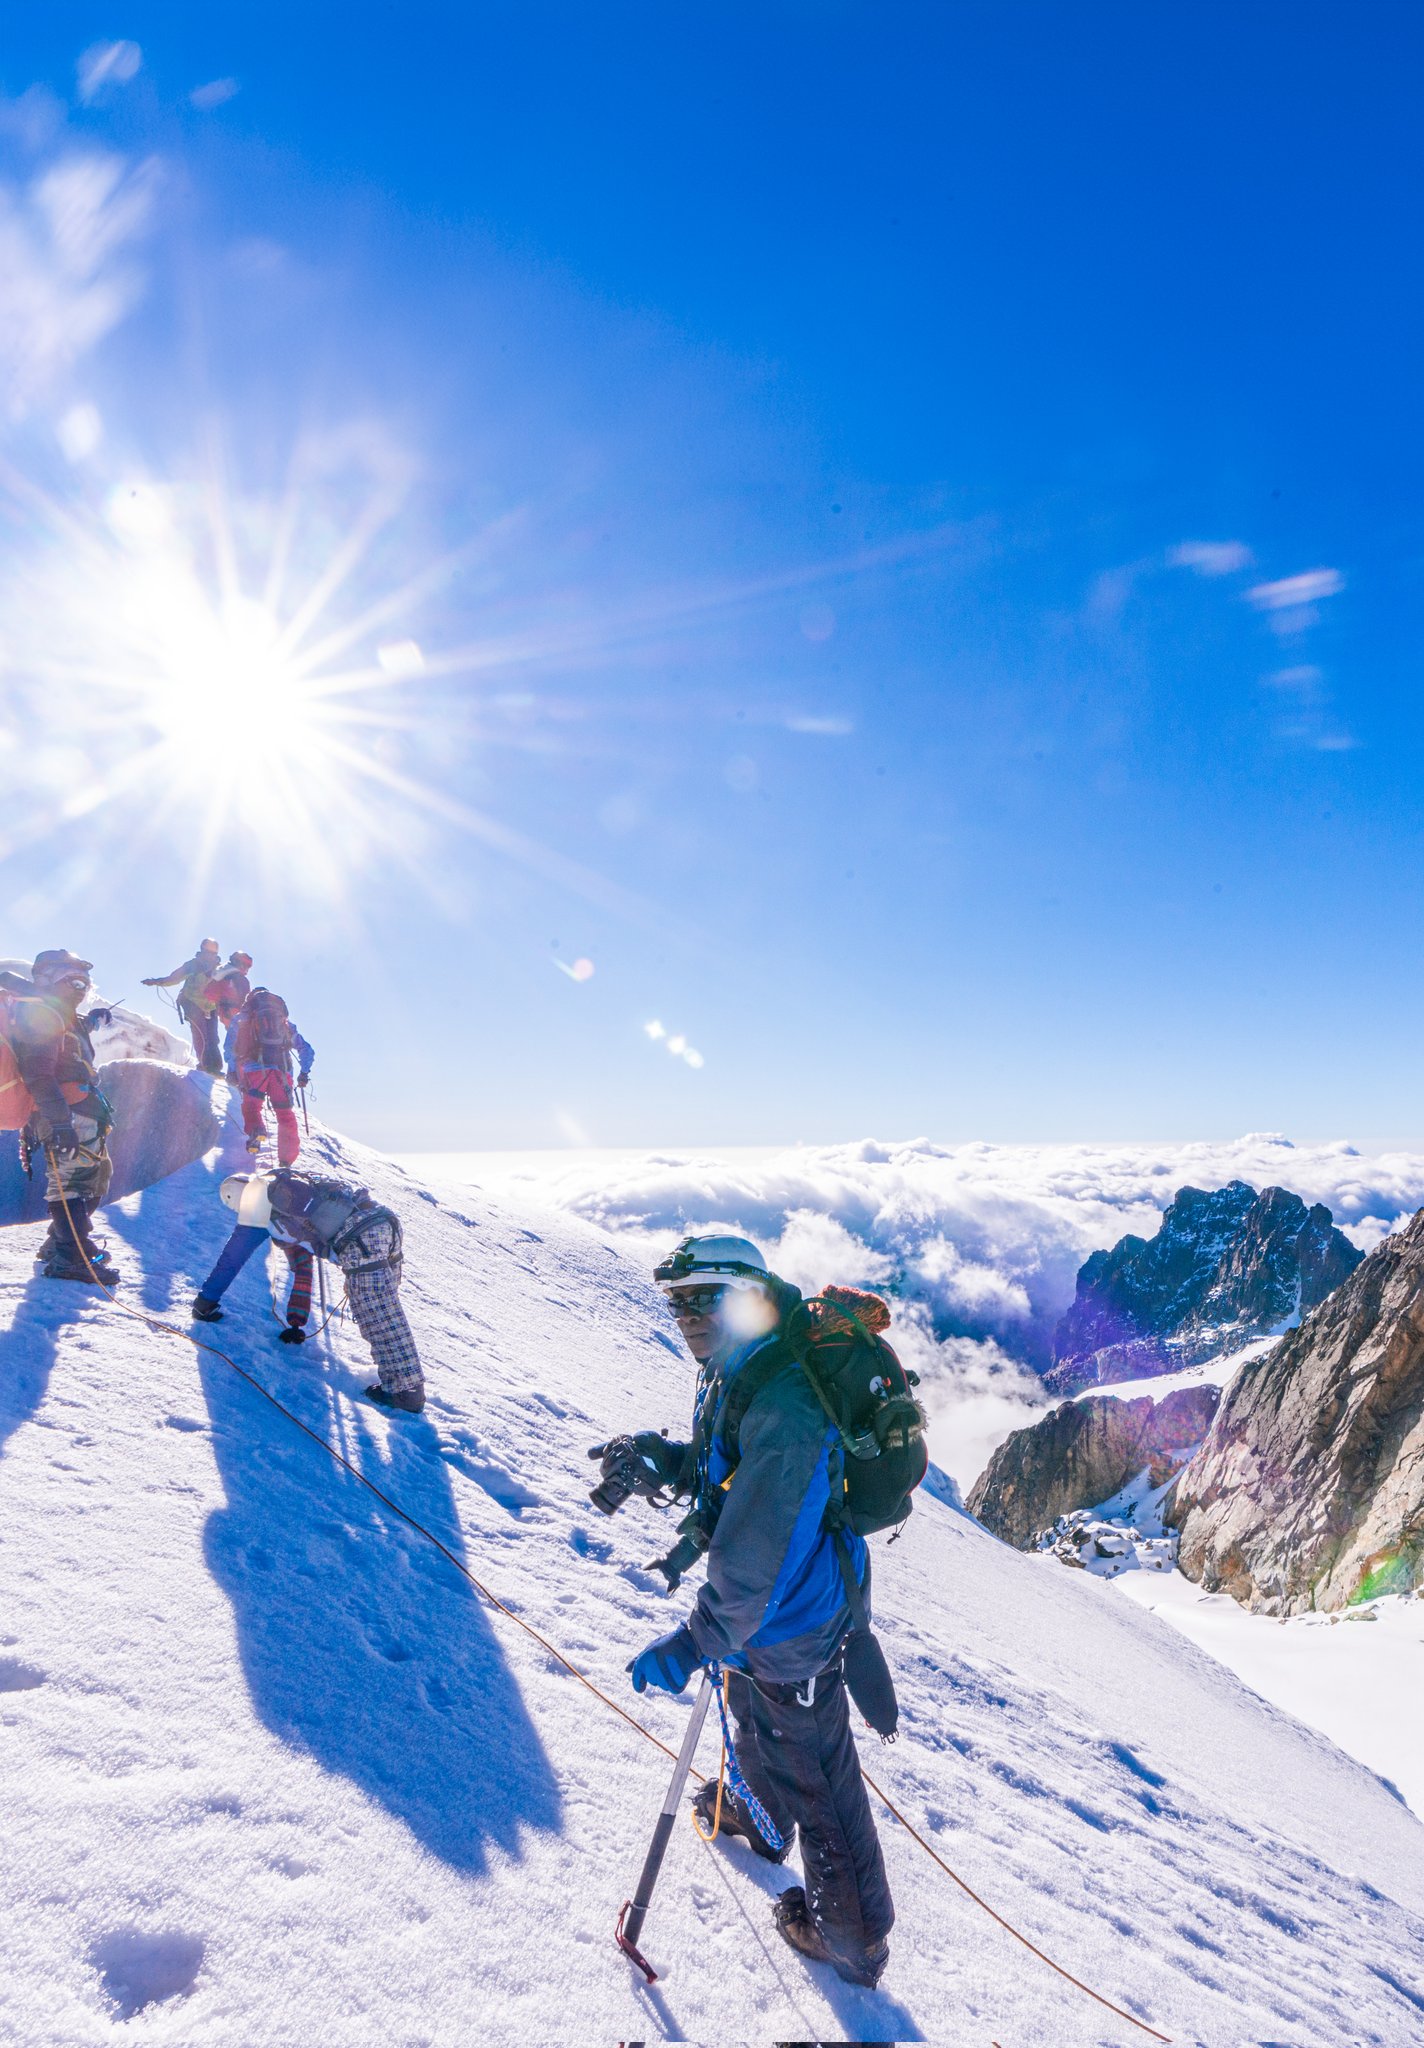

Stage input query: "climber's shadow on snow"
[
  {"left": 118, "top": 1158, "right": 563, "bottom": 1874},
  {"left": 0, "top": 1275, "right": 79, "bottom": 1465}
]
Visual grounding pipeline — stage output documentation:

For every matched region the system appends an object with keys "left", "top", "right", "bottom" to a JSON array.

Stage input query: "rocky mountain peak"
[
  {"left": 1044, "top": 1180, "right": 1362, "bottom": 1395},
  {"left": 1168, "top": 1208, "right": 1424, "bottom": 1613},
  {"left": 966, "top": 1384, "right": 1221, "bottom": 1551}
]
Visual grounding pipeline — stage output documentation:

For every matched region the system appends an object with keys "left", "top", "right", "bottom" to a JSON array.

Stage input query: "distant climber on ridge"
[
  {"left": 1, "top": 950, "right": 119, "bottom": 1285},
  {"left": 231, "top": 987, "right": 314, "bottom": 1165},
  {"left": 207, "top": 950, "right": 254, "bottom": 1081},
  {"left": 141, "top": 939, "right": 223, "bottom": 1075},
  {"left": 192, "top": 1168, "right": 424, "bottom": 1413}
]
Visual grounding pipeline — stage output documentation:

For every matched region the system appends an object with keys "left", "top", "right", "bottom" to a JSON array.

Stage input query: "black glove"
[
  {"left": 278, "top": 1325, "right": 306, "bottom": 1345},
  {"left": 83, "top": 1007, "right": 113, "bottom": 1030},
  {"left": 44, "top": 1122, "right": 79, "bottom": 1159},
  {"left": 297, "top": 1071, "right": 311, "bottom": 1089}
]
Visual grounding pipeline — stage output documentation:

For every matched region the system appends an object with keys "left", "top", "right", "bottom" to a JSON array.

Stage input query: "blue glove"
[{"left": 627, "top": 1623, "right": 701, "bottom": 1696}]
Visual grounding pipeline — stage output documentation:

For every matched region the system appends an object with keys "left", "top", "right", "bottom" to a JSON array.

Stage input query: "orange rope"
[
  {"left": 861, "top": 1769, "right": 1171, "bottom": 2042},
  {"left": 691, "top": 1731, "right": 727, "bottom": 1842}
]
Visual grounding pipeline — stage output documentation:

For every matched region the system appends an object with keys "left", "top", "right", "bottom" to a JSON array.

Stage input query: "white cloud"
[
  {"left": 376, "top": 638, "right": 425, "bottom": 676},
  {"left": 506, "top": 1138, "right": 1417, "bottom": 1359},
  {"left": 484, "top": 1133, "right": 1424, "bottom": 1485},
  {"left": 77, "top": 42, "right": 142, "bottom": 105},
  {"left": 1167, "top": 540, "right": 1253, "bottom": 577},
  {"left": 1248, "top": 568, "right": 1344, "bottom": 611},
  {"left": 785, "top": 713, "right": 854, "bottom": 736},
  {"left": 1265, "top": 665, "right": 1322, "bottom": 694},
  {"left": 0, "top": 145, "right": 158, "bottom": 415},
  {"left": 190, "top": 79, "right": 240, "bottom": 112},
  {"left": 55, "top": 399, "right": 102, "bottom": 461}
]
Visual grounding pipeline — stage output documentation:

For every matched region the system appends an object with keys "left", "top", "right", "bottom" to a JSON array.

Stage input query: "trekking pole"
[
  {"left": 299, "top": 1084, "right": 310, "bottom": 1139},
  {"left": 615, "top": 1672, "right": 713, "bottom": 1984}
]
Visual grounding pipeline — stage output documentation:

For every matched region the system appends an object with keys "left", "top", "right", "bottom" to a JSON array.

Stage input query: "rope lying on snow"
[{"left": 42, "top": 1162, "right": 1171, "bottom": 2044}]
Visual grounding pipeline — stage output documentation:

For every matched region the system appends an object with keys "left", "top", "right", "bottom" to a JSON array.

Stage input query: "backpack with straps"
[
  {"left": 723, "top": 1286, "right": 929, "bottom": 1538},
  {"left": 267, "top": 1171, "right": 387, "bottom": 1257},
  {"left": 243, "top": 989, "right": 293, "bottom": 1071}
]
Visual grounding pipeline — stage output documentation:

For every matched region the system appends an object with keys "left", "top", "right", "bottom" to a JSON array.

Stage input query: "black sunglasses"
[{"left": 667, "top": 1285, "right": 730, "bottom": 1318}]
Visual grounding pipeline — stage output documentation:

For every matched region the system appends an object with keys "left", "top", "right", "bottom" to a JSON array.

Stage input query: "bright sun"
[{"left": 0, "top": 454, "right": 456, "bottom": 913}]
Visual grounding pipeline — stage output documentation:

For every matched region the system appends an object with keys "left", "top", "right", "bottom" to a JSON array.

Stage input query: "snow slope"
[{"left": 4, "top": 1114, "right": 1424, "bottom": 2046}]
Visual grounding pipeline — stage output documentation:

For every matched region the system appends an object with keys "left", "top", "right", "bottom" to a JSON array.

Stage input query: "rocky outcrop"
[
  {"left": 1045, "top": 1181, "right": 1361, "bottom": 1394},
  {"left": 967, "top": 1384, "right": 1220, "bottom": 1549},
  {"left": 1169, "top": 1209, "right": 1424, "bottom": 1612}
]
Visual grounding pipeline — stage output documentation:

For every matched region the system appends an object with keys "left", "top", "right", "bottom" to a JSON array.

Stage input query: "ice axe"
[{"left": 615, "top": 1673, "right": 713, "bottom": 1983}]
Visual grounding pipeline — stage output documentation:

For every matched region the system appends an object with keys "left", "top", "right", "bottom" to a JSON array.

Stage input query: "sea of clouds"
[{"left": 404, "top": 1135, "right": 1424, "bottom": 1490}]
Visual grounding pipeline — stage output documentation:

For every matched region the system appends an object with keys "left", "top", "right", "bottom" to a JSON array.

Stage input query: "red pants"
[{"left": 241, "top": 1067, "right": 300, "bottom": 1166}]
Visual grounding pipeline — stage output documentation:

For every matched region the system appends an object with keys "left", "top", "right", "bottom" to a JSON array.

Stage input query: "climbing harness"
[{"left": 36, "top": 1160, "right": 1173, "bottom": 2044}]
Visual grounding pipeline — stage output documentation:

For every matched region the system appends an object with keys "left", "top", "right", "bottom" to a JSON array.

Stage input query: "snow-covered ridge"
[{"left": 4, "top": 1119, "right": 1424, "bottom": 2043}]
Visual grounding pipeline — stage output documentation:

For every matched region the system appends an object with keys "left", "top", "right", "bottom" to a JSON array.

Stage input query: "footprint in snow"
[
  {"left": 0, "top": 1657, "right": 45, "bottom": 1692},
  {"left": 440, "top": 1446, "right": 540, "bottom": 1514},
  {"left": 89, "top": 1929, "right": 205, "bottom": 2021}
]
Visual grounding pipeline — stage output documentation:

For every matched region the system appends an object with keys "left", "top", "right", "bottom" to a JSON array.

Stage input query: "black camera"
[
  {"left": 589, "top": 1436, "right": 644, "bottom": 1516},
  {"left": 588, "top": 1431, "right": 678, "bottom": 1516}
]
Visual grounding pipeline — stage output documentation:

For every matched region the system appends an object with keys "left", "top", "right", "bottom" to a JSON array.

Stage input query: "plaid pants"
[{"left": 336, "top": 1215, "right": 422, "bottom": 1397}]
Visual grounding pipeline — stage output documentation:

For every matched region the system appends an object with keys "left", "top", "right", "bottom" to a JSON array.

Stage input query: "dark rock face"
[
  {"left": 1045, "top": 1181, "right": 1362, "bottom": 1395},
  {"left": 966, "top": 1384, "right": 1221, "bottom": 1550},
  {"left": 1169, "top": 1210, "right": 1424, "bottom": 1613}
]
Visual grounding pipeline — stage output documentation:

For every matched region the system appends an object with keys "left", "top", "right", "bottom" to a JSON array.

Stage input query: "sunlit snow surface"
[{"left": 3, "top": 1121, "right": 1424, "bottom": 2043}]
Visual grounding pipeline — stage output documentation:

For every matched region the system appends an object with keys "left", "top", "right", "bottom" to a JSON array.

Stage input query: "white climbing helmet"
[
  {"left": 220, "top": 1172, "right": 274, "bottom": 1229},
  {"left": 653, "top": 1233, "right": 771, "bottom": 1292}
]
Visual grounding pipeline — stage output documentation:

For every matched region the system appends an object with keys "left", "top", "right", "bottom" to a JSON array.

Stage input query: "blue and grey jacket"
[{"left": 685, "top": 1332, "right": 868, "bottom": 1686}]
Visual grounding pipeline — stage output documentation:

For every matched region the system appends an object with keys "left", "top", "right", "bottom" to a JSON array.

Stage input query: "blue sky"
[{"left": 1, "top": 7, "right": 1420, "bottom": 1150}]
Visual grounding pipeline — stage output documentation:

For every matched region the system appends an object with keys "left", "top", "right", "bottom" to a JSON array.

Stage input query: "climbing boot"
[
  {"left": 42, "top": 1245, "right": 118, "bottom": 1286},
  {"left": 691, "top": 1779, "right": 789, "bottom": 1862},
  {"left": 772, "top": 1886, "right": 889, "bottom": 1988},
  {"left": 364, "top": 1383, "right": 424, "bottom": 1414},
  {"left": 191, "top": 1295, "right": 224, "bottom": 1322}
]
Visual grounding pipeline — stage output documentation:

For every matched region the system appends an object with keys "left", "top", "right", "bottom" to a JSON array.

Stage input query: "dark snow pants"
[
  {"left": 726, "top": 1657, "right": 894, "bottom": 1961},
  {"left": 179, "top": 998, "right": 222, "bottom": 1075}
]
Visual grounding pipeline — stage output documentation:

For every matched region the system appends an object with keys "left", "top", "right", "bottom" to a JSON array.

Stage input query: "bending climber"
[
  {"left": 594, "top": 1234, "right": 894, "bottom": 1989},
  {"left": 208, "top": 950, "right": 253, "bottom": 1080},
  {"left": 5, "top": 951, "right": 119, "bottom": 1285},
  {"left": 192, "top": 1169, "right": 424, "bottom": 1413},
  {"left": 141, "top": 939, "right": 223, "bottom": 1074},
  {"left": 231, "top": 987, "right": 313, "bottom": 1166}
]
